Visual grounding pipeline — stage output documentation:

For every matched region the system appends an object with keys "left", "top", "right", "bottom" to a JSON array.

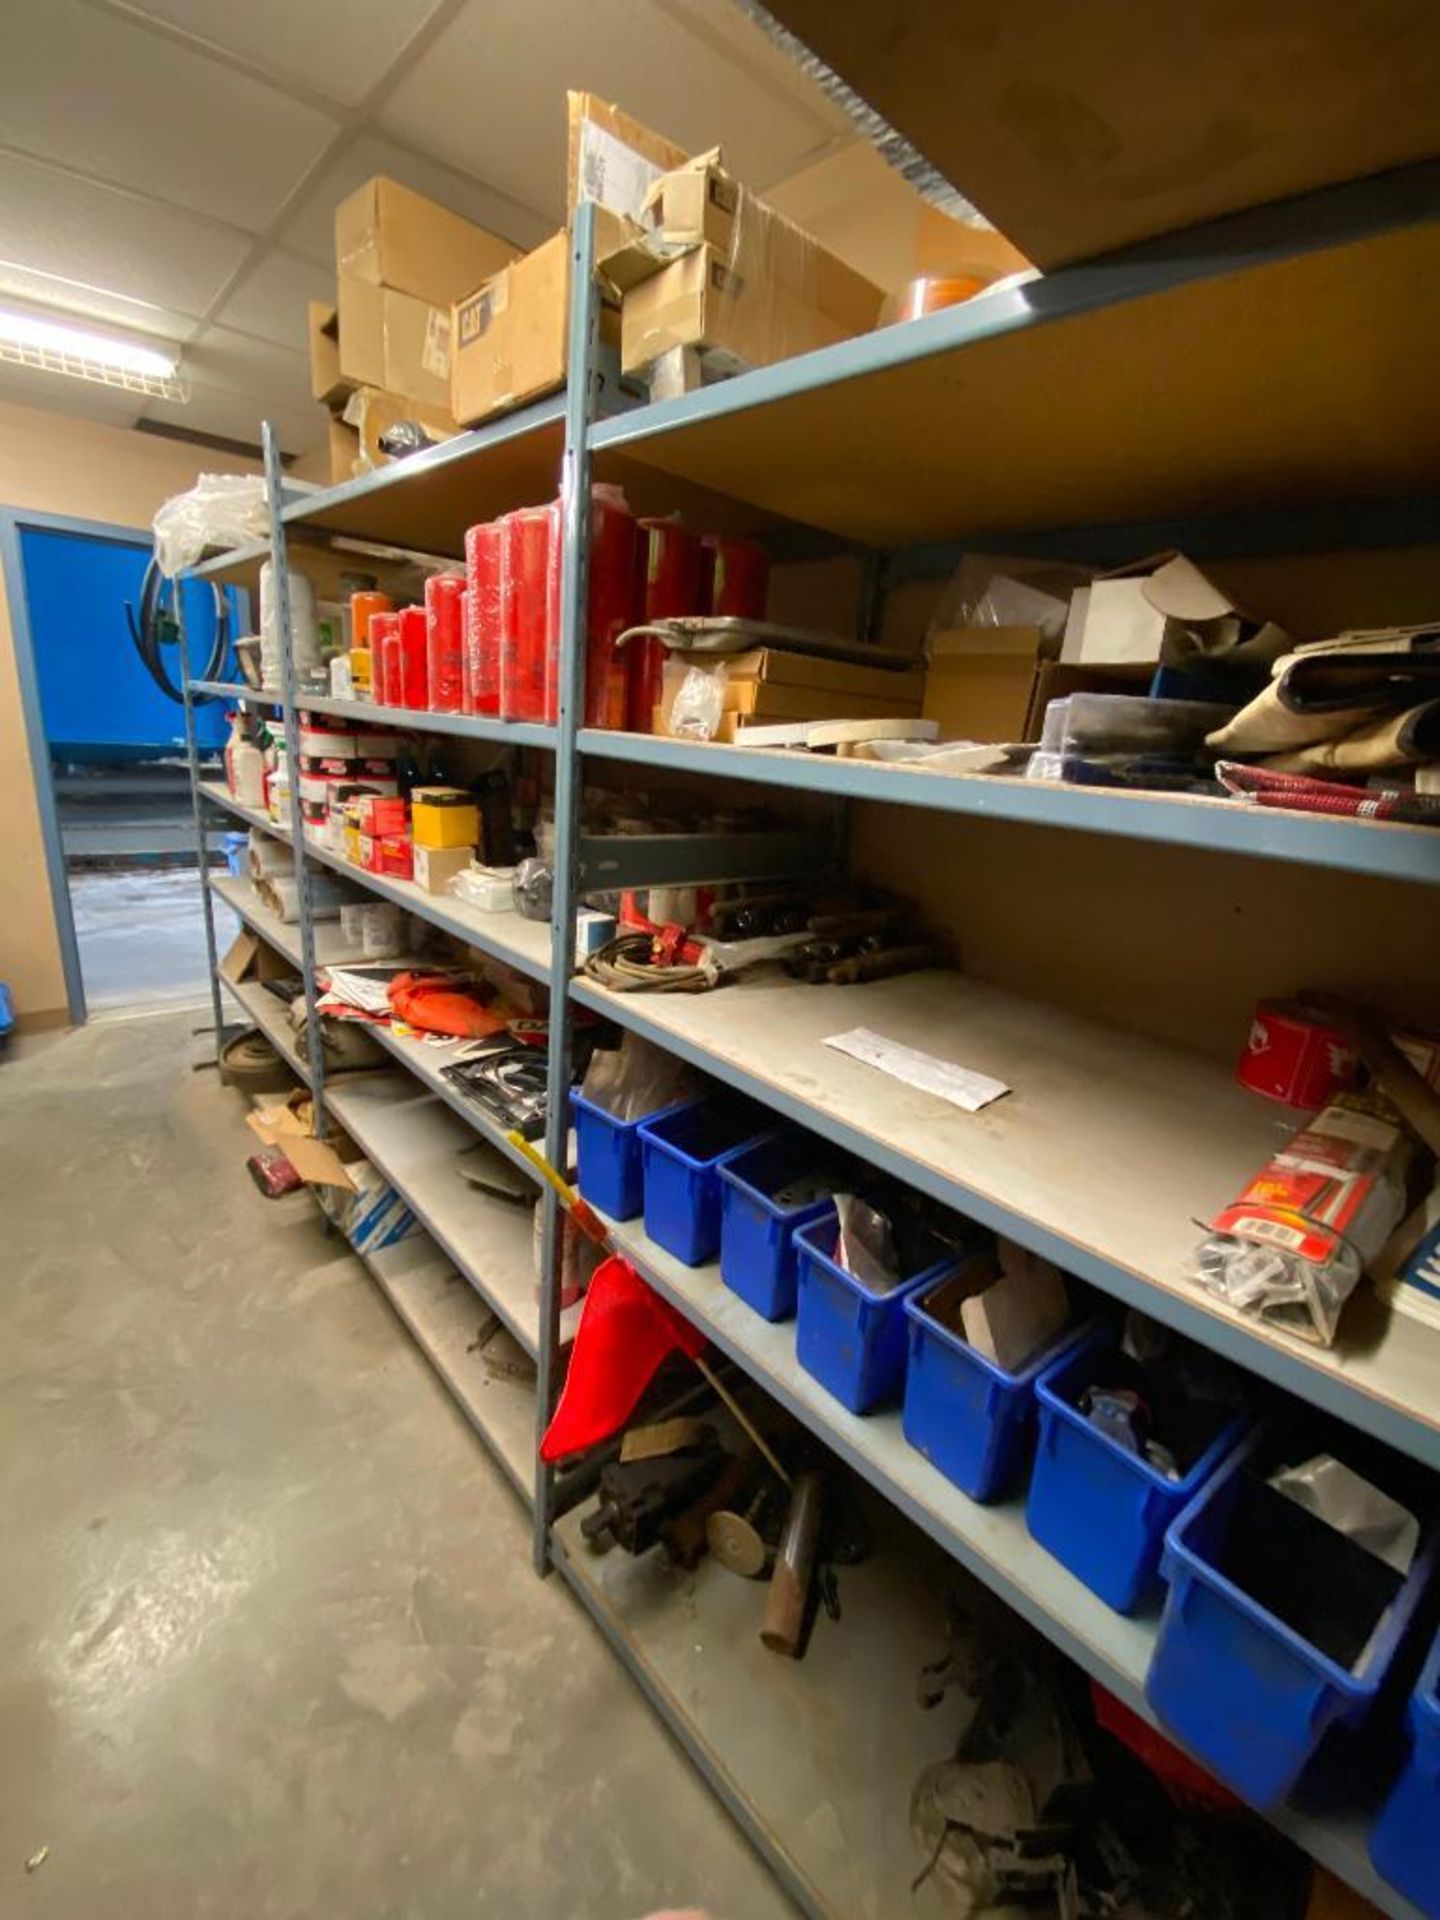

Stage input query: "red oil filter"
[
  {"left": 464, "top": 520, "right": 504, "bottom": 717},
  {"left": 629, "top": 521, "right": 705, "bottom": 732},
  {"left": 425, "top": 573, "right": 465, "bottom": 714},
  {"left": 369, "top": 611, "right": 401, "bottom": 707},
  {"left": 397, "top": 605, "right": 430, "bottom": 710},
  {"left": 499, "top": 504, "right": 560, "bottom": 723},
  {"left": 1236, "top": 999, "right": 1359, "bottom": 1109},
  {"left": 586, "top": 489, "right": 639, "bottom": 729},
  {"left": 706, "top": 535, "right": 770, "bottom": 620}
]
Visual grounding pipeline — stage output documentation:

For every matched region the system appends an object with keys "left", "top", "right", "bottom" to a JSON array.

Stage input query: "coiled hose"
[{"left": 124, "top": 556, "right": 230, "bottom": 704}]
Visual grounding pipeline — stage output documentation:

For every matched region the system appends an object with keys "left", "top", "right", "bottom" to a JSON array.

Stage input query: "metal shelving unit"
[{"left": 180, "top": 154, "right": 1440, "bottom": 1919}]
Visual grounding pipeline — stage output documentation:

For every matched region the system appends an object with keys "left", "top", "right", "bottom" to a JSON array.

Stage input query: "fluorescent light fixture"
[{"left": 0, "top": 305, "right": 184, "bottom": 399}]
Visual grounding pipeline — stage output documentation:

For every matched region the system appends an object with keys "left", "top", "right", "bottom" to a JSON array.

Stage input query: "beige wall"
[{"left": 0, "top": 400, "right": 259, "bottom": 1026}]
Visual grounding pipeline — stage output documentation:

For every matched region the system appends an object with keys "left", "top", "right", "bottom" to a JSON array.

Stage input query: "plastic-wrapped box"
[
  {"left": 425, "top": 574, "right": 465, "bottom": 714},
  {"left": 464, "top": 521, "right": 503, "bottom": 717},
  {"left": 586, "top": 489, "right": 638, "bottom": 729},
  {"left": 499, "top": 504, "right": 561, "bottom": 723},
  {"left": 628, "top": 520, "right": 705, "bottom": 732}
]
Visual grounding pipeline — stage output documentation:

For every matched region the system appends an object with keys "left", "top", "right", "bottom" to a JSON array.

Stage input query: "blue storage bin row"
[{"left": 580, "top": 1077, "right": 1440, "bottom": 1900}]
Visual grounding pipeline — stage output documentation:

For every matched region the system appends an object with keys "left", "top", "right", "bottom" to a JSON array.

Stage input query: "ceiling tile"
[
  {"left": 183, "top": 326, "right": 314, "bottom": 413},
  {"left": 379, "top": 0, "right": 845, "bottom": 222},
  {"left": 0, "top": 152, "right": 250, "bottom": 318},
  {"left": 276, "top": 131, "right": 551, "bottom": 265},
  {"left": 0, "top": 261, "right": 199, "bottom": 347},
  {"left": 0, "top": 358, "right": 144, "bottom": 431},
  {"left": 212, "top": 250, "right": 337, "bottom": 355},
  {"left": 0, "top": 0, "right": 341, "bottom": 230},
  {"left": 119, "top": 0, "right": 444, "bottom": 111},
  {"left": 140, "top": 384, "right": 323, "bottom": 457}
]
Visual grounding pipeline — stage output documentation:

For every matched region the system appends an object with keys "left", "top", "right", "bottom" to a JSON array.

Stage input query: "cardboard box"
[
  {"left": 342, "top": 384, "right": 457, "bottom": 470},
  {"left": 923, "top": 628, "right": 1151, "bottom": 743},
  {"left": 308, "top": 301, "right": 352, "bottom": 407},
  {"left": 412, "top": 843, "right": 473, "bottom": 895},
  {"left": 411, "top": 787, "right": 479, "bottom": 849},
  {"left": 451, "top": 229, "right": 624, "bottom": 426},
  {"left": 336, "top": 176, "right": 517, "bottom": 307},
  {"left": 717, "top": 646, "right": 926, "bottom": 705},
  {"left": 567, "top": 91, "right": 687, "bottom": 225},
  {"left": 327, "top": 413, "right": 360, "bottom": 486},
  {"left": 220, "top": 928, "right": 296, "bottom": 989},
  {"left": 621, "top": 240, "right": 882, "bottom": 376},
  {"left": 1061, "top": 552, "right": 1291, "bottom": 668},
  {"left": 338, "top": 274, "right": 456, "bottom": 415}
]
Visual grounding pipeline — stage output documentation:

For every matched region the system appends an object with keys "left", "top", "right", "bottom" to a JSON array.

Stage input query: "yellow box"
[{"left": 411, "top": 786, "right": 479, "bottom": 849}]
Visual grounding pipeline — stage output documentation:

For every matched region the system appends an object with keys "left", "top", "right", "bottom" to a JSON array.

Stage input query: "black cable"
[{"left": 124, "top": 557, "right": 231, "bottom": 705}]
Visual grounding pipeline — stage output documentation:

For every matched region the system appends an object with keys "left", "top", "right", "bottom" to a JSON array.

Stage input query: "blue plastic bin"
[
  {"left": 717, "top": 1130, "right": 845, "bottom": 1321},
  {"left": 1371, "top": 1627, "right": 1440, "bottom": 1918},
  {"left": 794, "top": 1214, "right": 965, "bottom": 1414},
  {"left": 902, "top": 1273, "right": 1092, "bottom": 1503},
  {"left": 1147, "top": 1427, "right": 1439, "bottom": 1809},
  {"left": 638, "top": 1097, "right": 768, "bottom": 1266},
  {"left": 573, "top": 1089, "right": 698, "bottom": 1223},
  {"left": 223, "top": 830, "right": 247, "bottom": 877},
  {"left": 1027, "top": 1330, "right": 1247, "bottom": 1615}
]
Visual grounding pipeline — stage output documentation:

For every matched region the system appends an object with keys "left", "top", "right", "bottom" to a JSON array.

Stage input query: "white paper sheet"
[{"left": 822, "top": 1026, "right": 1011, "bottom": 1114}]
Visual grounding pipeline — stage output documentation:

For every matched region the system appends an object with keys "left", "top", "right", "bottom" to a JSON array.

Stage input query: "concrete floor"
[
  {"left": 0, "top": 1010, "right": 795, "bottom": 1920},
  {"left": 69, "top": 869, "right": 239, "bottom": 1014}
]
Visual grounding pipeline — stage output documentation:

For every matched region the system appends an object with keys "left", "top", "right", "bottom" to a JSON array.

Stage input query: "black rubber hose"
[{"left": 124, "top": 558, "right": 231, "bottom": 704}]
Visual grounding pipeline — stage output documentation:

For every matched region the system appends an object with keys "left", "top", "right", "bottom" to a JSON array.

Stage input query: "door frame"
[{"left": 0, "top": 507, "right": 159, "bottom": 1026}]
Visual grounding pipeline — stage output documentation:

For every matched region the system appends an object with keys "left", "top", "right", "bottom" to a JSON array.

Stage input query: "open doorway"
[{"left": 2, "top": 510, "right": 245, "bottom": 1022}]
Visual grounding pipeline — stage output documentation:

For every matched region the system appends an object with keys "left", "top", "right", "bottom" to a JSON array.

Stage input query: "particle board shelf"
[
  {"left": 589, "top": 204, "right": 1440, "bottom": 547},
  {"left": 324, "top": 1073, "right": 560, "bottom": 1358},
  {"left": 291, "top": 691, "right": 556, "bottom": 751},
  {"left": 359, "top": 1019, "right": 549, "bottom": 1190},
  {"left": 302, "top": 838, "right": 553, "bottom": 985},
  {"left": 281, "top": 394, "right": 568, "bottom": 556},
  {"left": 218, "top": 973, "right": 312, "bottom": 1086},
  {"left": 573, "top": 966, "right": 1440, "bottom": 1473},
  {"left": 356, "top": 1229, "right": 535, "bottom": 1507},
  {"left": 198, "top": 780, "right": 279, "bottom": 838},
  {"left": 587, "top": 1209, "right": 1421, "bottom": 1920},
  {"left": 552, "top": 1493, "right": 961, "bottom": 1920},
  {"left": 578, "top": 731, "right": 1440, "bottom": 887},
  {"left": 209, "top": 870, "right": 366, "bottom": 970}
]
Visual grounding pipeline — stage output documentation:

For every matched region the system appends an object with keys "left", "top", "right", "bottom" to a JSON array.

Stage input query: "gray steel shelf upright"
[{"left": 180, "top": 157, "right": 1440, "bottom": 1920}]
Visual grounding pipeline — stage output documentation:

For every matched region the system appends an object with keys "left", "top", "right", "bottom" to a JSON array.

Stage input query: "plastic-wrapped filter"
[
  {"left": 705, "top": 535, "right": 770, "bottom": 620},
  {"left": 628, "top": 521, "right": 706, "bottom": 732},
  {"left": 499, "top": 505, "right": 561, "bottom": 723},
  {"left": 370, "top": 611, "right": 401, "bottom": 707},
  {"left": 586, "top": 488, "right": 639, "bottom": 729},
  {"left": 512, "top": 856, "right": 553, "bottom": 922},
  {"left": 425, "top": 574, "right": 465, "bottom": 714},
  {"left": 397, "top": 605, "right": 429, "bottom": 709},
  {"left": 464, "top": 520, "right": 504, "bottom": 716}
]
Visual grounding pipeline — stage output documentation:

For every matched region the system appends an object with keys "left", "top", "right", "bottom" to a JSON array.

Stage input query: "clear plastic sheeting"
[
  {"left": 579, "top": 1031, "right": 696, "bottom": 1123},
  {"left": 152, "top": 473, "right": 267, "bottom": 578},
  {"left": 833, "top": 1192, "right": 901, "bottom": 1293}
]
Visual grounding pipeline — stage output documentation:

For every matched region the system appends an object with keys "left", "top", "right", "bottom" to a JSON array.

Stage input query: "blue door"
[{"left": 20, "top": 526, "right": 239, "bottom": 762}]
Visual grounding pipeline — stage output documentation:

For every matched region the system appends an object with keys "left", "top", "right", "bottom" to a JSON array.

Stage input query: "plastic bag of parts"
[
  {"left": 834, "top": 1193, "right": 901, "bottom": 1293},
  {"left": 1193, "top": 1094, "right": 1412, "bottom": 1346},
  {"left": 580, "top": 1031, "right": 696, "bottom": 1123},
  {"left": 667, "top": 662, "right": 727, "bottom": 741},
  {"left": 153, "top": 474, "right": 268, "bottom": 578},
  {"left": 376, "top": 417, "right": 438, "bottom": 459},
  {"left": 512, "top": 857, "right": 553, "bottom": 922},
  {"left": 448, "top": 863, "right": 517, "bottom": 913},
  {"left": 924, "top": 552, "right": 1092, "bottom": 653},
  {"left": 1269, "top": 1455, "right": 1419, "bottom": 1575}
]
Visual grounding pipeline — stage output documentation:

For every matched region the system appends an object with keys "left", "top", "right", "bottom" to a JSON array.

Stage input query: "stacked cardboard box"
[
  {"left": 306, "top": 177, "right": 520, "bottom": 481},
  {"left": 450, "top": 94, "right": 884, "bottom": 427},
  {"left": 660, "top": 647, "right": 924, "bottom": 744}
]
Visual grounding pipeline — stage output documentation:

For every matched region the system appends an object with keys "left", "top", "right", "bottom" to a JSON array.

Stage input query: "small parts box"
[
  {"left": 794, "top": 1216, "right": 964, "bottom": 1415},
  {"left": 574, "top": 1090, "right": 698, "bottom": 1223},
  {"left": 359, "top": 793, "right": 408, "bottom": 837},
  {"left": 903, "top": 1277, "right": 1091, "bottom": 1504},
  {"left": 638, "top": 1098, "right": 768, "bottom": 1266},
  {"left": 1027, "top": 1330, "right": 1247, "bottom": 1615},
  {"left": 1370, "top": 1626, "right": 1440, "bottom": 1916},
  {"left": 717, "top": 1129, "right": 844, "bottom": 1321},
  {"left": 1147, "top": 1425, "right": 1438, "bottom": 1808},
  {"left": 412, "top": 844, "right": 471, "bottom": 895},
  {"left": 411, "top": 785, "right": 478, "bottom": 849}
]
